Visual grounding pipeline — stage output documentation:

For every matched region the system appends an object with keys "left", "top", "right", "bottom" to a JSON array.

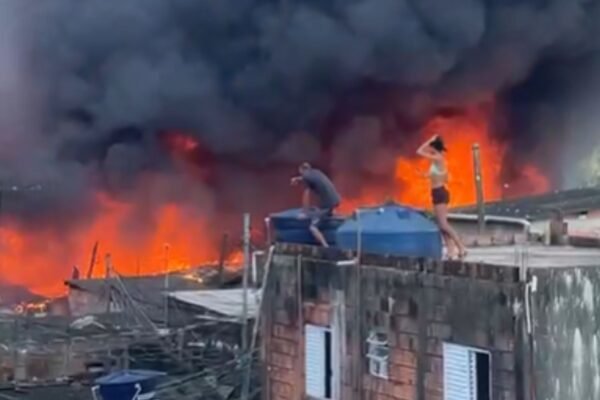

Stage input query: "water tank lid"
[
  {"left": 270, "top": 207, "right": 345, "bottom": 218},
  {"left": 95, "top": 370, "right": 166, "bottom": 385},
  {"left": 270, "top": 208, "right": 305, "bottom": 218}
]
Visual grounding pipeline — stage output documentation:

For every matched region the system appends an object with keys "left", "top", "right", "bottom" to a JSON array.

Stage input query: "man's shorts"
[{"left": 308, "top": 208, "right": 334, "bottom": 227}]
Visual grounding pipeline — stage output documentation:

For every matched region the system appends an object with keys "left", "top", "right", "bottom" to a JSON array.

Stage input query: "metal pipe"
[
  {"left": 353, "top": 209, "right": 363, "bottom": 399},
  {"left": 252, "top": 250, "right": 266, "bottom": 286},
  {"left": 335, "top": 260, "right": 357, "bottom": 266},
  {"left": 264, "top": 217, "right": 272, "bottom": 245},
  {"left": 447, "top": 213, "right": 531, "bottom": 227},
  {"left": 472, "top": 143, "right": 486, "bottom": 234}
]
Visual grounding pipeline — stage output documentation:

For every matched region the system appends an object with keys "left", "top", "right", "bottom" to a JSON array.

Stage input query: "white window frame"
[
  {"left": 366, "top": 331, "right": 389, "bottom": 379},
  {"left": 305, "top": 324, "right": 337, "bottom": 399},
  {"left": 443, "top": 343, "right": 492, "bottom": 400}
]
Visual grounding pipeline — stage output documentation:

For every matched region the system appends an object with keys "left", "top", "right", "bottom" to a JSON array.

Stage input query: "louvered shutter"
[
  {"left": 305, "top": 325, "right": 326, "bottom": 398},
  {"left": 443, "top": 343, "right": 476, "bottom": 400}
]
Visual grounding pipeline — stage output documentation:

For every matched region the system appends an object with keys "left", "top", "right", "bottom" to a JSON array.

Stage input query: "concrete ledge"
[{"left": 273, "top": 243, "right": 521, "bottom": 283}]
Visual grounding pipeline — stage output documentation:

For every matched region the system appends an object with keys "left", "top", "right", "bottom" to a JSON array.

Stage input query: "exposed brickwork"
[
  {"left": 303, "top": 303, "right": 331, "bottom": 327},
  {"left": 262, "top": 246, "right": 524, "bottom": 400},
  {"left": 263, "top": 255, "right": 303, "bottom": 400}
]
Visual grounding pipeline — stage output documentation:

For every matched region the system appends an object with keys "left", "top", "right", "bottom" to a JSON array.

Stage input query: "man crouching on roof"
[{"left": 291, "top": 162, "right": 341, "bottom": 247}]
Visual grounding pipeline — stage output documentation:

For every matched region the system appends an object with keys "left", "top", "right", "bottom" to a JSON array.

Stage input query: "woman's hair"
[{"left": 429, "top": 136, "right": 447, "bottom": 153}]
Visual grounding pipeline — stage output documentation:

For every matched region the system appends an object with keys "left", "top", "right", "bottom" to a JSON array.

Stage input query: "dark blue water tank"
[
  {"left": 94, "top": 369, "right": 165, "bottom": 400},
  {"left": 336, "top": 203, "right": 443, "bottom": 259},
  {"left": 270, "top": 208, "right": 346, "bottom": 246}
]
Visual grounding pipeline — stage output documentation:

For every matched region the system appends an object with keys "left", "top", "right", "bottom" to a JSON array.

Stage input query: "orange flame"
[
  {"left": 0, "top": 112, "right": 550, "bottom": 298},
  {"left": 0, "top": 193, "right": 239, "bottom": 298},
  {"left": 14, "top": 300, "right": 50, "bottom": 315},
  {"left": 342, "top": 108, "right": 549, "bottom": 211}
]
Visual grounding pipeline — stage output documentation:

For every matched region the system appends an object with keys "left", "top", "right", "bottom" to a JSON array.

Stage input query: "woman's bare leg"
[
  {"left": 430, "top": 190, "right": 456, "bottom": 258},
  {"left": 434, "top": 204, "right": 467, "bottom": 257},
  {"left": 441, "top": 231, "right": 457, "bottom": 259}
]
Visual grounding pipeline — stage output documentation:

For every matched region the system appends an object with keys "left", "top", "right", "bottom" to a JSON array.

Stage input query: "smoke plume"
[{"left": 2, "top": 0, "right": 600, "bottom": 243}]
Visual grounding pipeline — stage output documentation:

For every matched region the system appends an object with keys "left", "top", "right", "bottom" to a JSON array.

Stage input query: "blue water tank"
[
  {"left": 93, "top": 370, "right": 165, "bottom": 400},
  {"left": 336, "top": 203, "right": 443, "bottom": 259},
  {"left": 270, "top": 208, "right": 346, "bottom": 246}
]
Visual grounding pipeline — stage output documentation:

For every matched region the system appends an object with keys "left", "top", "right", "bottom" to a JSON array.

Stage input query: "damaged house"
[
  {"left": 64, "top": 266, "right": 242, "bottom": 323},
  {"left": 0, "top": 265, "right": 258, "bottom": 397}
]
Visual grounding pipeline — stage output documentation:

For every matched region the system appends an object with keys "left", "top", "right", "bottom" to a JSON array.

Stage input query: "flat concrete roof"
[{"left": 465, "top": 245, "right": 600, "bottom": 268}]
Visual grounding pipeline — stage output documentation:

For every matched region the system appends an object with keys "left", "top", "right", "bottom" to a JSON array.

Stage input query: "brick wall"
[{"left": 262, "top": 244, "right": 526, "bottom": 400}]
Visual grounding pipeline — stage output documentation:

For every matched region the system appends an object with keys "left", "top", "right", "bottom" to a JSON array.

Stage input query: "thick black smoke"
[{"left": 2, "top": 0, "right": 600, "bottom": 230}]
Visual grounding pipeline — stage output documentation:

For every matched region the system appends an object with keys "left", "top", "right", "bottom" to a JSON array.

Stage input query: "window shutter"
[
  {"left": 305, "top": 325, "right": 326, "bottom": 398},
  {"left": 443, "top": 343, "right": 476, "bottom": 400}
]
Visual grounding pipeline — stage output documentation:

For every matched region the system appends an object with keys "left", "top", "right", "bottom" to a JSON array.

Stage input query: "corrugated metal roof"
[
  {"left": 452, "top": 186, "right": 600, "bottom": 221},
  {"left": 63, "top": 268, "right": 243, "bottom": 326},
  {"left": 168, "top": 289, "right": 261, "bottom": 319}
]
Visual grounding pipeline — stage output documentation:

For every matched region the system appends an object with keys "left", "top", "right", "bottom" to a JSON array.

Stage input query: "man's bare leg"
[{"left": 310, "top": 225, "right": 329, "bottom": 247}]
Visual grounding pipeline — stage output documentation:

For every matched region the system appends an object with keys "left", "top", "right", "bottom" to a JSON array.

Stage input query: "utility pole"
[
  {"left": 472, "top": 143, "right": 486, "bottom": 234},
  {"left": 241, "top": 213, "right": 252, "bottom": 400}
]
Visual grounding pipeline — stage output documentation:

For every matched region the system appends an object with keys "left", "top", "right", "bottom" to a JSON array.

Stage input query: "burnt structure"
[
  {"left": 261, "top": 243, "right": 600, "bottom": 400},
  {"left": 0, "top": 266, "right": 257, "bottom": 399}
]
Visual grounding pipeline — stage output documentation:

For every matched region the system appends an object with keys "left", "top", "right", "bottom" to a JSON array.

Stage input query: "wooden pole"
[
  {"left": 104, "top": 254, "right": 112, "bottom": 314},
  {"left": 472, "top": 143, "right": 486, "bottom": 234},
  {"left": 242, "top": 213, "right": 250, "bottom": 351},
  {"left": 86, "top": 241, "right": 99, "bottom": 279}
]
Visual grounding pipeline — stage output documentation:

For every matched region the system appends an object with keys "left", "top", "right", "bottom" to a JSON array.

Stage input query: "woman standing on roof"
[{"left": 417, "top": 134, "right": 467, "bottom": 259}]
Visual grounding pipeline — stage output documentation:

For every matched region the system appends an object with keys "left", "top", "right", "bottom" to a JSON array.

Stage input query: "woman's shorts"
[{"left": 431, "top": 186, "right": 450, "bottom": 205}]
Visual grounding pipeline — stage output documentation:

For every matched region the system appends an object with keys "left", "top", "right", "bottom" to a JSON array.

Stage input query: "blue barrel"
[
  {"left": 336, "top": 203, "right": 443, "bottom": 259},
  {"left": 270, "top": 208, "right": 346, "bottom": 246},
  {"left": 93, "top": 370, "right": 165, "bottom": 400}
]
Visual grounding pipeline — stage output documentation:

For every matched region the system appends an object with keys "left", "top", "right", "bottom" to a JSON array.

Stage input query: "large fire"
[
  {"left": 341, "top": 108, "right": 549, "bottom": 211},
  {"left": 0, "top": 193, "right": 239, "bottom": 298},
  {"left": 0, "top": 110, "right": 550, "bottom": 299}
]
